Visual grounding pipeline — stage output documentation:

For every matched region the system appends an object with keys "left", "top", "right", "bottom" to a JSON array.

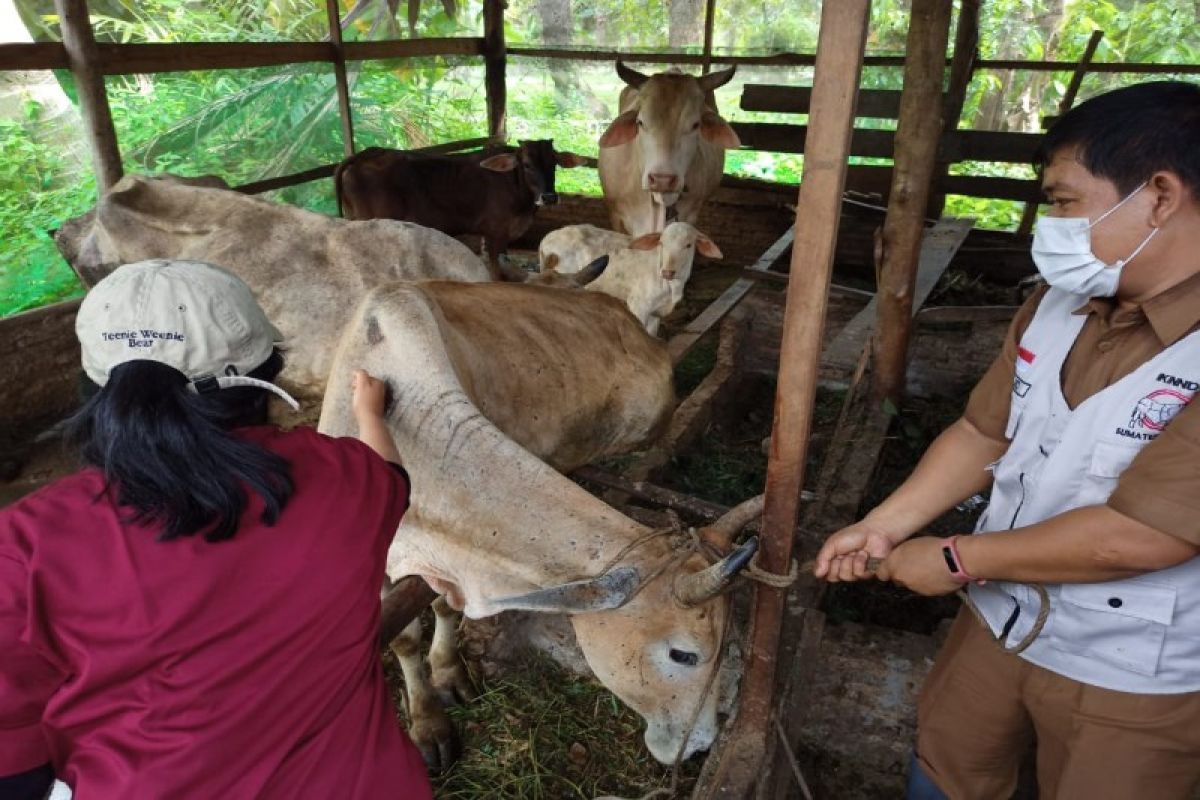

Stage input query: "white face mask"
[{"left": 1030, "top": 181, "right": 1158, "bottom": 297}]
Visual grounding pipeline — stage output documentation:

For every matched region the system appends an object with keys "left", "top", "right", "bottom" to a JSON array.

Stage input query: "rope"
[
  {"left": 959, "top": 581, "right": 1052, "bottom": 655},
  {"left": 743, "top": 551, "right": 800, "bottom": 589}
]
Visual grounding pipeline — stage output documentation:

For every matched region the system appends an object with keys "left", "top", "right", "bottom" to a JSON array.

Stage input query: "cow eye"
[
  {"left": 669, "top": 648, "right": 699, "bottom": 667},
  {"left": 636, "top": 118, "right": 645, "bottom": 128},
  {"left": 691, "top": 121, "right": 701, "bottom": 130}
]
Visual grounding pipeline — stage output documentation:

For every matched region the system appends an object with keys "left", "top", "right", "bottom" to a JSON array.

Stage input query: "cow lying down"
[
  {"left": 317, "top": 280, "right": 761, "bottom": 767},
  {"left": 540, "top": 222, "right": 722, "bottom": 335},
  {"left": 52, "top": 174, "right": 601, "bottom": 400}
]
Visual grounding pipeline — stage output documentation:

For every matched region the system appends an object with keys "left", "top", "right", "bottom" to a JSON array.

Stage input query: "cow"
[
  {"left": 538, "top": 223, "right": 633, "bottom": 274},
  {"left": 55, "top": 174, "right": 506, "bottom": 401},
  {"left": 597, "top": 61, "right": 740, "bottom": 236},
  {"left": 317, "top": 280, "right": 762, "bottom": 768},
  {"left": 335, "top": 141, "right": 587, "bottom": 281},
  {"left": 572, "top": 222, "right": 721, "bottom": 335}
]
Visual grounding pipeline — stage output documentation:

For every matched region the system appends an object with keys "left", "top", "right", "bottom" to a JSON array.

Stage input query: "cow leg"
[
  {"left": 390, "top": 616, "right": 460, "bottom": 773},
  {"left": 428, "top": 596, "right": 474, "bottom": 706}
]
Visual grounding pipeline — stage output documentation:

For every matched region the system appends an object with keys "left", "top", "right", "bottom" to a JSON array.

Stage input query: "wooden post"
[
  {"left": 326, "top": 0, "right": 357, "bottom": 157},
  {"left": 929, "top": 0, "right": 980, "bottom": 215},
  {"left": 870, "top": 0, "right": 954, "bottom": 404},
  {"left": 701, "top": 0, "right": 717, "bottom": 73},
  {"left": 483, "top": 0, "right": 506, "bottom": 140},
  {"left": 691, "top": 1, "right": 872, "bottom": 796},
  {"left": 55, "top": 0, "right": 122, "bottom": 191}
]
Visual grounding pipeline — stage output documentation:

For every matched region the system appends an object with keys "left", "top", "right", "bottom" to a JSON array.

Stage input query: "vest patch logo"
[
  {"left": 1013, "top": 376, "right": 1032, "bottom": 397},
  {"left": 1156, "top": 372, "right": 1200, "bottom": 392},
  {"left": 1116, "top": 388, "right": 1193, "bottom": 440}
]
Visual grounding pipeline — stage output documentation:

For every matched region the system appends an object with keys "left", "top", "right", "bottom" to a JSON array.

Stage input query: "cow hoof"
[
  {"left": 431, "top": 661, "right": 475, "bottom": 706},
  {"left": 411, "top": 717, "right": 461, "bottom": 774}
]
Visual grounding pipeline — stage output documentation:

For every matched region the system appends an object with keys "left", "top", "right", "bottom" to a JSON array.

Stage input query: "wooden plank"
[
  {"left": 667, "top": 225, "right": 794, "bottom": 364},
  {"left": 233, "top": 136, "right": 494, "bottom": 194},
  {"left": 0, "top": 42, "right": 67, "bottom": 71},
  {"left": 342, "top": 37, "right": 485, "bottom": 61},
  {"left": 1059, "top": 30, "right": 1104, "bottom": 116},
  {"left": 871, "top": 0, "right": 956, "bottom": 403},
  {"left": 694, "top": 1, "right": 871, "bottom": 796},
  {"left": 701, "top": 0, "right": 717, "bottom": 73},
  {"left": 822, "top": 217, "right": 973, "bottom": 380},
  {"left": 740, "top": 85, "right": 906, "bottom": 119},
  {"left": 483, "top": 0, "right": 506, "bottom": 138},
  {"left": 326, "top": 0, "right": 356, "bottom": 158},
  {"left": 930, "top": 0, "right": 981, "bottom": 216},
  {"left": 56, "top": 0, "right": 123, "bottom": 191}
]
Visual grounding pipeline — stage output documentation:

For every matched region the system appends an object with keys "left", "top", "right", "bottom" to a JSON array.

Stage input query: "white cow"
[
  {"left": 538, "top": 223, "right": 633, "bottom": 274},
  {"left": 597, "top": 61, "right": 740, "bottom": 236},
  {"left": 54, "top": 174, "right": 492, "bottom": 399},
  {"left": 318, "top": 280, "right": 760, "bottom": 767},
  {"left": 581, "top": 222, "right": 721, "bottom": 336}
]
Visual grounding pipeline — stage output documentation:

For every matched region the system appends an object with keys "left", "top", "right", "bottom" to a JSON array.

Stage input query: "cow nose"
[
  {"left": 541, "top": 192, "right": 559, "bottom": 206},
  {"left": 648, "top": 173, "right": 679, "bottom": 192}
]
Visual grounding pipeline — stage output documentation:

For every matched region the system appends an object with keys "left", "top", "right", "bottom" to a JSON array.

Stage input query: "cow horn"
[
  {"left": 698, "top": 493, "right": 765, "bottom": 551},
  {"left": 572, "top": 255, "right": 609, "bottom": 287},
  {"left": 488, "top": 566, "right": 642, "bottom": 614},
  {"left": 616, "top": 59, "right": 650, "bottom": 89},
  {"left": 673, "top": 536, "right": 759, "bottom": 607},
  {"left": 697, "top": 64, "right": 737, "bottom": 92}
]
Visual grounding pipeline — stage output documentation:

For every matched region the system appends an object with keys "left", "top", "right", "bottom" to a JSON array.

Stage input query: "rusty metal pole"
[
  {"left": 870, "top": 0, "right": 954, "bottom": 405},
  {"left": 55, "top": 0, "right": 123, "bottom": 191},
  {"left": 326, "top": 0, "right": 357, "bottom": 158},
  {"left": 693, "top": 1, "right": 872, "bottom": 796}
]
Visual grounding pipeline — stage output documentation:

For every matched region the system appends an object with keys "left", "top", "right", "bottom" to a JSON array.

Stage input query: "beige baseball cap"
[{"left": 76, "top": 259, "right": 298, "bottom": 409}]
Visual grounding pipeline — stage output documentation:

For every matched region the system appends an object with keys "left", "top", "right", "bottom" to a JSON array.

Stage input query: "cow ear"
[
  {"left": 556, "top": 151, "right": 588, "bottom": 168},
  {"left": 599, "top": 110, "right": 639, "bottom": 148},
  {"left": 488, "top": 566, "right": 642, "bottom": 614},
  {"left": 695, "top": 233, "right": 723, "bottom": 259},
  {"left": 629, "top": 233, "right": 661, "bottom": 250},
  {"left": 479, "top": 153, "right": 518, "bottom": 172},
  {"left": 700, "top": 112, "right": 741, "bottom": 149}
]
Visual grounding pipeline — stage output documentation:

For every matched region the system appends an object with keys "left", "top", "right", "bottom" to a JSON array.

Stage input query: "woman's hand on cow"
[
  {"left": 813, "top": 519, "right": 900, "bottom": 583},
  {"left": 351, "top": 369, "right": 389, "bottom": 423},
  {"left": 875, "top": 536, "right": 964, "bottom": 596}
]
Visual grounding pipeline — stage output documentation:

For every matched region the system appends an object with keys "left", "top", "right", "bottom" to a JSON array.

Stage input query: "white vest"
[{"left": 968, "top": 287, "right": 1200, "bottom": 693}]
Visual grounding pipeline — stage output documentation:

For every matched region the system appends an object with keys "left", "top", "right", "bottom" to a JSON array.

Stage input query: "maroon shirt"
[{"left": 0, "top": 426, "right": 431, "bottom": 800}]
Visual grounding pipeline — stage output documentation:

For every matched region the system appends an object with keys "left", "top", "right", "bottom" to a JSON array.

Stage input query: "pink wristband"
[{"left": 944, "top": 535, "right": 985, "bottom": 585}]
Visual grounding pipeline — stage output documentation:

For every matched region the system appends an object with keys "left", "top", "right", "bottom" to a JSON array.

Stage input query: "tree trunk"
[{"left": 668, "top": 0, "right": 704, "bottom": 48}]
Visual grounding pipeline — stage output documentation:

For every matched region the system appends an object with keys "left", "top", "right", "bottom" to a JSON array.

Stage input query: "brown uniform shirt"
[{"left": 964, "top": 270, "right": 1200, "bottom": 545}]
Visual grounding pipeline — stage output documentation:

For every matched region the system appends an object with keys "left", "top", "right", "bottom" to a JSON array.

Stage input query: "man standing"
[{"left": 815, "top": 81, "right": 1200, "bottom": 799}]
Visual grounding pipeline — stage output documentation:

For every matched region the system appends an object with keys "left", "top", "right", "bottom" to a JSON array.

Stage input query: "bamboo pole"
[
  {"left": 55, "top": 0, "right": 122, "bottom": 191},
  {"left": 483, "top": 0, "right": 507, "bottom": 140},
  {"left": 691, "top": 2, "right": 872, "bottom": 796},
  {"left": 870, "top": 0, "right": 955, "bottom": 404},
  {"left": 326, "top": 0, "right": 357, "bottom": 158}
]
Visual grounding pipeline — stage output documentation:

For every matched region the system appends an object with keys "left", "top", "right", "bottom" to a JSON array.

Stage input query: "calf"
[
  {"left": 335, "top": 141, "right": 586, "bottom": 280},
  {"left": 579, "top": 222, "right": 721, "bottom": 335},
  {"left": 538, "top": 223, "right": 633, "bottom": 274}
]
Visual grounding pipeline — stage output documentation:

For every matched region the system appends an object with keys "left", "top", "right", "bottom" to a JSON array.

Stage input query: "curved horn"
[
  {"left": 673, "top": 536, "right": 759, "bottom": 607},
  {"left": 488, "top": 566, "right": 642, "bottom": 614},
  {"left": 697, "top": 64, "right": 737, "bottom": 92},
  {"left": 699, "top": 493, "right": 764, "bottom": 551},
  {"left": 571, "top": 254, "right": 609, "bottom": 287},
  {"left": 616, "top": 59, "right": 650, "bottom": 89}
]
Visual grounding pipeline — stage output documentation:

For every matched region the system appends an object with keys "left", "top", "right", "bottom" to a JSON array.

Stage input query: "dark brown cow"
[{"left": 335, "top": 141, "right": 586, "bottom": 280}]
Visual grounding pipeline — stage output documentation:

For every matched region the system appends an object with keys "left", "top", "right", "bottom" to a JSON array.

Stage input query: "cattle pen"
[{"left": 3, "top": 1, "right": 1199, "bottom": 798}]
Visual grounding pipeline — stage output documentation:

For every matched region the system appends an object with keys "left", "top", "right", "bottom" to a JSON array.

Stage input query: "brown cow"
[{"left": 335, "top": 141, "right": 586, "bottom": 281}]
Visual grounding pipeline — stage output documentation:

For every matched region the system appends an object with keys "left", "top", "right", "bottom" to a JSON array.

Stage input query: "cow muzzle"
[{"left": 646, "top": 173, "right": 680, "bottom": 193}]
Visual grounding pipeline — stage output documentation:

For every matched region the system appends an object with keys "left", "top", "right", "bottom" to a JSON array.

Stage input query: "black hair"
[
  {"left": 1036, "top": 81, "right": 1200, "bottom": 198},
  {"left": 66, "top": 349, "right": 294, "bottom": 543}
]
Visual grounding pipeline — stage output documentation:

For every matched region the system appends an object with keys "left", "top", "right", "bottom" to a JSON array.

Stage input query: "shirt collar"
[{"left": 1071, "top": 270, "right": 1200, "bottom": 346}]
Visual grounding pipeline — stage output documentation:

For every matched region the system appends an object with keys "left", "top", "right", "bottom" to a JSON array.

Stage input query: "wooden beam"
[
  {"left": 694, "top": 2, "right": 871, "bottom": 797},
  {"left": 871, "top": 0, "right": 955, "bottom": 404},
  {"left": 483, "top": 0, "right": 507, "bottom": 139},
  {"left": 930, "top": 0, "right": 980, "bottom": 216},
  {"left": 342, "top": 37, "right": 486, "bottom": 61},
  {"left": 823, "top": 217, "right": 972, "bottom": 381},
  {"left": 326, "top": 0, "right": 356, "bottom": 158},
  {"left": 701, "top": 0, "right": 718, "bottom": 73},
  {"left": 0, "top": 42, "right": 67, "bottom": 71},
  {"left": 732, "top": 122, "right": 1043, "bottom": 164},
  {"left": 740, "top": 85, "right": 906, "bottom": 118},
  {"left": 55, "top": 0, "right": 123, "bottom": 192},
  {"left": 667, "top": 225, "right": 794, "bottom": 364}
]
